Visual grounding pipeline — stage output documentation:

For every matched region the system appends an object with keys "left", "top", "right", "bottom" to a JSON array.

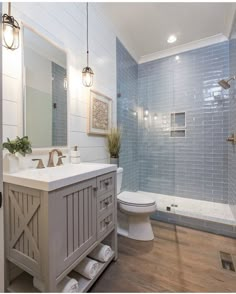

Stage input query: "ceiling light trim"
[{"left": 139, "top": 33, "right": 228, "bottom": 64}]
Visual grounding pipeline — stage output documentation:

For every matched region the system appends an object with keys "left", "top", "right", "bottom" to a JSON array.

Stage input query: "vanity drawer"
[
  {"left": 97, "top": 172, "right": 115, "bottom": 196},
  {"left": 97, "top": 209, "right": 114, "bottom": 239},
  {"left": 97, "top": 190, "right": 115, "bottom": 216}
]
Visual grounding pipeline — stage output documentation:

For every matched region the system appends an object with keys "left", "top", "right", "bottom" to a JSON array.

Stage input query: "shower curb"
[{"left": 152, "top": 211, "right": 236, "bottom": 238}]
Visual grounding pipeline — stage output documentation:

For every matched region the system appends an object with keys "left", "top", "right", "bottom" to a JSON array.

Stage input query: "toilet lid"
[{"left": 118, "top": 191, "right": 156, "bottom": 207}]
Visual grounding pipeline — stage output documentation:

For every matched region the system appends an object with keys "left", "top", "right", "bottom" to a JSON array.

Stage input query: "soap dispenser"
[{"left": 70, "top": 146, "right": 80, "bottom": 164}]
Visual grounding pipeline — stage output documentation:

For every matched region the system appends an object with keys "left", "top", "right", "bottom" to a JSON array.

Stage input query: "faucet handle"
[
  {"left": 47, "top": 151, "right": 54, "bottom": 167},
  {"left": 32, "top": 159, "right": 45, "bottom": 169},
  {"left": 57, "top": 155, "right": 66, "bottom": 166}
]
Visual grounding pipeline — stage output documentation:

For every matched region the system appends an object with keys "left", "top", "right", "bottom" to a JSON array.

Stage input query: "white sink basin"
[{"left": 3, "top": 163, "right": 117, "bottom": 191}]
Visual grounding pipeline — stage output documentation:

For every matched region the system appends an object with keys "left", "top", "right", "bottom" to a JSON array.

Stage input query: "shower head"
[{"left": 218, "top": 76, "right": 236, "bottom": 89}]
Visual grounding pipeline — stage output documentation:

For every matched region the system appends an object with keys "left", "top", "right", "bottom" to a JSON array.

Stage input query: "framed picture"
[{"left": 87, "top": 90, "right": 112, "bottom": 136}]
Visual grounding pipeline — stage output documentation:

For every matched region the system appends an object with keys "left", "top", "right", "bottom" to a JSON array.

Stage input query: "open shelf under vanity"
[{"left": 7, "top": 230, "right": 116, "bottom": 293}]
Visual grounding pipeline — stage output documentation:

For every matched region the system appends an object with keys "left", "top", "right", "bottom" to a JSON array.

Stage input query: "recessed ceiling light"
[
  {"left": 167, "top": 35, "right": 177, "bottom": 44},
  {"left": 175, "top": 55, "right": 180, "bottom": 61}
]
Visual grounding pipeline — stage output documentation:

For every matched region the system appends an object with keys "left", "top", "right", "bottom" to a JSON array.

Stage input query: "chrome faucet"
[{"left": 47, "top": 149, "right": 66, "bottom": 167}]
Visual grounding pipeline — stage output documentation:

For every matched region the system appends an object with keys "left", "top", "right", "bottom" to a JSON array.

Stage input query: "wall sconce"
[
  {"left": 143, "top": 109, "right": 149, "bottom": 121},
  {"left": 154, "top": 113, "right": 158, "bottom": 120},
  {"left": 82, "top": 3, "right": 94, "bottom": 87},
  {"left": 64, "top": 77, "right": 67, "bottom": 90},
  {"left": 2, "top": 2, "right": 20, "bottom": 50}
]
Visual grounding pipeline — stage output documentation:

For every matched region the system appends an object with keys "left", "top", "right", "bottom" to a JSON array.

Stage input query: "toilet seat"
[
  {"left": 118, "top": 191, "right": 156, "bottom": 215},
  {"left": 118, "top": 191, "right": 156, "bottom": 207}
]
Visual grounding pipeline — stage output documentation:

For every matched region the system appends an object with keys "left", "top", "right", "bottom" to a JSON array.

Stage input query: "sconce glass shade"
[
  {"left": 2, "top": 13, "right": 20, "bottom": 50},
  {"left": 64, "top": 77, "right": 67, "bottom": 90},
  {"left": 144, "top": 109, "right": 149, "bottom": 116},
  {"left": 82, "top": 66, "right": 94, "bottom": 87}
]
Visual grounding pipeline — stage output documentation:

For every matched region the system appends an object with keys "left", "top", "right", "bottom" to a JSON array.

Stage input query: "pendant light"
[
  {"left": 2, "top": 2, "right": 20, "bottom": 50},
  {"left": 82, "top": 2, "right": 94, "bottom": 87}
]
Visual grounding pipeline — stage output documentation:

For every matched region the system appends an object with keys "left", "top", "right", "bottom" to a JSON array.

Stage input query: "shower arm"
[{"left": 227, "top": 76, "right": 236, "bottom": 83}]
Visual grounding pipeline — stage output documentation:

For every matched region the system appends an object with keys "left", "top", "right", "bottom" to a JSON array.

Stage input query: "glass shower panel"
[
  {"left": 138, "top": 61, "right": 176, "bottom": 214},
  {"left": 116, "top": 39, "right": 139, "bottom": 192}
]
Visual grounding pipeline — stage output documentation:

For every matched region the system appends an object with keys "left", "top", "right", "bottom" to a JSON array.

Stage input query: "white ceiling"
[{"left": 100, "top": 2, "right": 236, "bottom": 62}]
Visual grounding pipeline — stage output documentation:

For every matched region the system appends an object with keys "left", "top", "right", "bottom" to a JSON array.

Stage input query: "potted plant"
[
  {"left": 107, "top": 128, "right": 121, "bottom": 166},
  {"left": 3, "top": 136, "right": 32, "bottom": 173}
]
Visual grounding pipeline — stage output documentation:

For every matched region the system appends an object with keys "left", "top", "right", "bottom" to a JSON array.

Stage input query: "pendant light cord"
[
  {"left": 8, "top": 2, "right": 11, "bottom": 16},
  {"left": 86, "top": 2, "right": 89, "bottom": 67}
]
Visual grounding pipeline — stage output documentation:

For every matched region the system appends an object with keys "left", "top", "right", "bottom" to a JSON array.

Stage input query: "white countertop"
[{"left": 3, "top": 163, "right": 117, "bottom": 191}]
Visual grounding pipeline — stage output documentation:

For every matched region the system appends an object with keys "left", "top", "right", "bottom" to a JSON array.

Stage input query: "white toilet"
[{"left": 116, "top": 167, "right": 156, "bottom": 241}]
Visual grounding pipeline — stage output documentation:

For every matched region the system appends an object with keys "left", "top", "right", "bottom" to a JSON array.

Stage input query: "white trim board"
[{"left": 139, "top": 33, "right": 228, "bottom": 64}]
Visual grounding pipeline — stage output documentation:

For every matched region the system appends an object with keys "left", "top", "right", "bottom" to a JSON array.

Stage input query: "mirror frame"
[{"left": 21, "top": 22, "right": 69, "bottom": 152}]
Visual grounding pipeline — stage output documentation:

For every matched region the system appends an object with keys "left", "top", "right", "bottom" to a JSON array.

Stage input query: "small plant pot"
[
  {"left": 3, "top": 154, "right": 19, "bottom": 173},
  {"left": 110, "top": 157, "right": 119, "bottom": 166}
]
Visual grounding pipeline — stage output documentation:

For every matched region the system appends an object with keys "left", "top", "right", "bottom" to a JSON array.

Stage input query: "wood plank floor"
[{"left": 91, "top": 221, "right": 236, "bottom": 292}]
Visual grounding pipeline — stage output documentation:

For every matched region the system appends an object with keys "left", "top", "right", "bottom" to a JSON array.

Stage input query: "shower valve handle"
[{"left": 227, "top": 133, "right": 236, "bottom": 144}]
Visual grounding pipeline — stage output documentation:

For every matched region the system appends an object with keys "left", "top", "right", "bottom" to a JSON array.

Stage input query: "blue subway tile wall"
[
  {"left": 116, "top": 39, "right": 139, "bottom": 191},
  {"left": 52, "top": 62, "right": 67, "bottom": 146},
  {"left": 229, "top": 15, "right": 236, "bottom": 218},
  {"left": 138, "top": 42, "right": 230, "bottom": 203}
]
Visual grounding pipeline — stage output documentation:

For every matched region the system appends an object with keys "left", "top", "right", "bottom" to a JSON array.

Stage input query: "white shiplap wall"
[{"left": 2, "top": 2, "right": 117, "bottom": 164}]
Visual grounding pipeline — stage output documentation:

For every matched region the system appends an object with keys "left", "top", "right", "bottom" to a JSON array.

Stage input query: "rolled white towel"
[
  {"left": 74, "top": 257, "right": 99, "bottom": 280},
  {"left": 33, "top": 276, "right": 78, "bottom": 293},
  {"left": 57, "top": 276, "right": 78, "bottom": 293},
  {"left": 88, "top": 243, "right": 113, "bottom": 263}
]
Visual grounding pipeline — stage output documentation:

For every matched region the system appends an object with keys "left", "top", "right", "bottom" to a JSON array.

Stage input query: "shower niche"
[{"left": 170, "top": 112, "right": 186, "bottom": 137}]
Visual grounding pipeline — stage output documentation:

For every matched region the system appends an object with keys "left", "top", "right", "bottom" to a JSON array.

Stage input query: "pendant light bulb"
[
  {"left": 82, "top": 3, "right": 94, "bottom": 87},
  {"left": 82, "top": 66, "right": 94, "bottom": 87},
  {"left": 2, "top": 3, "right": 20, "bottom": 50}
]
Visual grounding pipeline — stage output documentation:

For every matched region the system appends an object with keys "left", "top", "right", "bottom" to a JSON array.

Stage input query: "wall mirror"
[{"left": 23, "top": 26, "right": 67, "bottom": 148}]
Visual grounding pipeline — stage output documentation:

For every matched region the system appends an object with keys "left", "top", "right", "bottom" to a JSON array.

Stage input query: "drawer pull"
[
  {"left": 93, "top": 187, "right": 98, "bottom": 191},
  {"left": 104, "top": 181, "right": 109, "bottom": 186},
  {"left": 104, "top": 200, "right": 109, "bottom": 205},
  {"left": 105, "top": 220, "right": 111, "bottom": 225}
]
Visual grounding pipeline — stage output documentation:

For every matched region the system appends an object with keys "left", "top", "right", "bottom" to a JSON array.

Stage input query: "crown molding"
[{"left": 139, "top": 34, "right": 228, "bottom": 64}]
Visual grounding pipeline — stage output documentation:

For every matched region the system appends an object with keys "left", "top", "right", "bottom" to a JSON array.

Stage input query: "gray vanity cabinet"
[
  {"left": 52, "top": 178, "right": 97, "bottom": 277},
  {"left": 4, "top": 171, "right": 117, "bottom": 292}
]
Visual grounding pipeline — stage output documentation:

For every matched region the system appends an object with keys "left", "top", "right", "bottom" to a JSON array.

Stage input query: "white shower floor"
[{"left": 137, "top": 191, "right": 236, "bottom": 225}]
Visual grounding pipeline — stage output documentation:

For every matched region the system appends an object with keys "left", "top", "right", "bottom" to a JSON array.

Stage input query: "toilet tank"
[{"left": 116, "top": 167, "right": 123, "bottom": 195}]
